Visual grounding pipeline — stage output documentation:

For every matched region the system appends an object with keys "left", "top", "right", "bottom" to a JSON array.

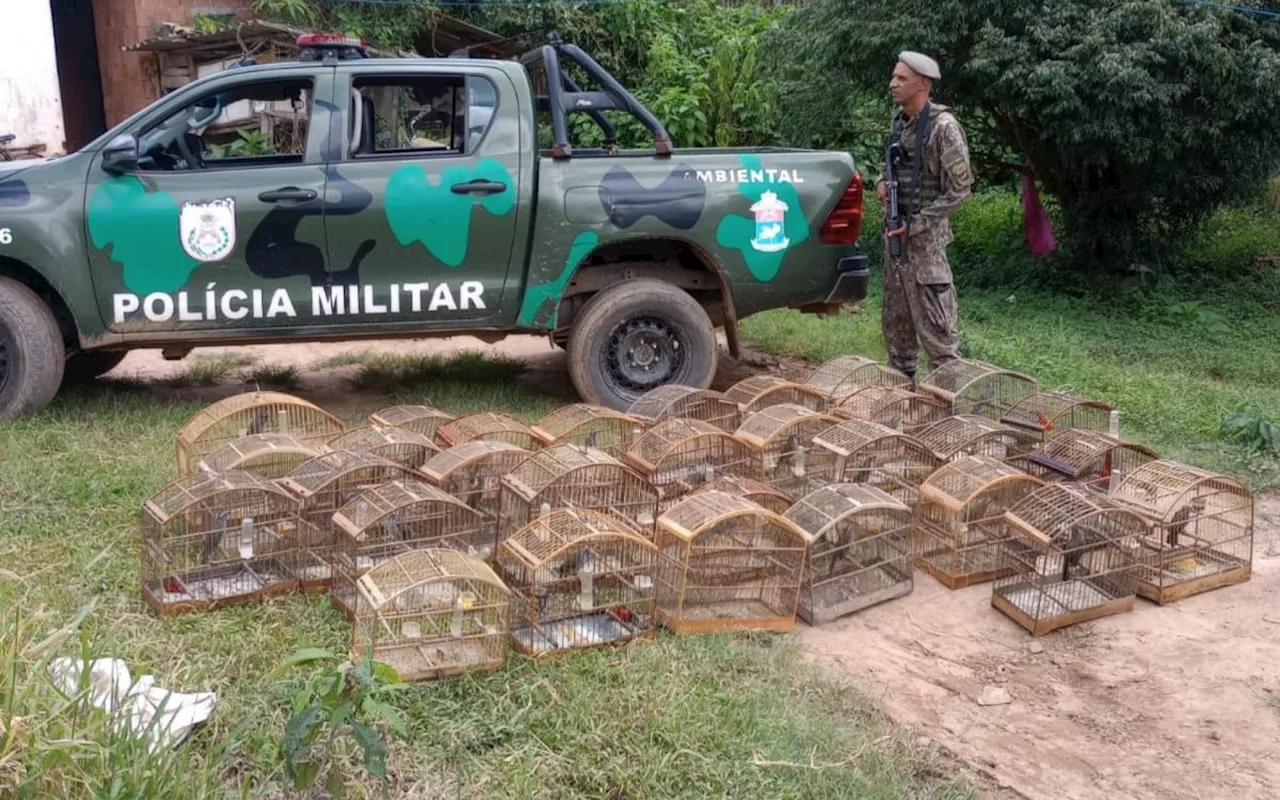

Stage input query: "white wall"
[{"left": 0, "top": 2, "right": 65, "bottom": 154}]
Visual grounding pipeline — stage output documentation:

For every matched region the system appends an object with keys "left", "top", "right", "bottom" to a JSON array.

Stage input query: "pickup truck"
[{"left": 0, "top": 32, "right": 869, "bottom": 420}]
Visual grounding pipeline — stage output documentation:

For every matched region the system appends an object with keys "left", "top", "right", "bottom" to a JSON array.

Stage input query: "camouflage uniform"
[{"left": 878, "top": 103, "right": 974, "bottom": 384}]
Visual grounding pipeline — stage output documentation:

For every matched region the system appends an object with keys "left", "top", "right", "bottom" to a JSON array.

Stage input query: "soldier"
[{"left": 874, "top": 51, "right": 974, "bottom": 389}]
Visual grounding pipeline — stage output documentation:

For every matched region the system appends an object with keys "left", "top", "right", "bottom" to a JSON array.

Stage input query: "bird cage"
[
  {"left": 1007, "top": 429, "right": 1159, "bottom": 492},
  {"left": 917, "top": 359, "right": 1038, "bottom": 420},
  {"left": 626, "top": 385, "right": 741, "bottom": 433},
  {"left": 175, "top": 391, "right": 345, "bottom": 476},
  {"left": 435, "top": 412, "right": 540, "bottom": 450},
  {"left": 723, "top": 375, "right": 829, "bottom": 416},
  {"left": 141, "top": 469, "right": 302, "bottom": 617},
  {"left": 833, "top": 385, "right": 950, "bottom": 434},
  {"left": 495, "top": 509, "right": 659, "bottom": 656},
  {"left": 992, "top": 483, "right": 1146, "bottom": 635},
  {"left": 654, "top": 491, "right": 807, "bottom": 634},
  {"left": 498, "top": 443, "right": 660, "bottom": 545},
  {"left": 197, "top": 434, "right": 330, "bottom": 481},
  {"left": 367, "top": 404, "right": 456, "bottom": 439},
  {"left": 803, "top": 355, "right": 912, "bottom": 402},
  {"left": 1108, "top": 460, "right": 1254, "bottom": 604},
  {"left": 914, "top": 455, "right": 1047, "bottom": 589},
  {"left": 1000, "top": 391, "right": 1116, "bottom": 444},
  {"left": 624, "top": 417, "right": 756, "bottom": 510},
  {"left": 732, "top": 403, "right": 843, "bottom": 497},
  {"left": 690, "top": 475, "right": 794, "bottom": 515},
  {"left": 914, "top": 415, "right": 1040, "bottom": 462},
  {"left": 331, "top": 480, "right": 488, "bottom": 619},
  {"left": 326, "top": 425, "right": 440, "bottom": 470},
  {"left": 811, "top": 419, "right": 943, "bottom": 506},
  {"left": 784, "top": 484, "right": 915, "bottom": 625},
  {"left": 351, "top": 549, "right": 511, "bottom": 682},
  {"left": 421, "top": 440, "right": 532, "bottom": 547},
  {"left": 530, "top": 403, "right": 646, "bottom": 460},
  {"left": 278, "top": 451, "right": 421, "bottom": 591}
]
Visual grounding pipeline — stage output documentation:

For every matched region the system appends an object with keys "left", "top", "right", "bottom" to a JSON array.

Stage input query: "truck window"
[{"left": 349, "top": 74, "right": 498, "bottom": 159}]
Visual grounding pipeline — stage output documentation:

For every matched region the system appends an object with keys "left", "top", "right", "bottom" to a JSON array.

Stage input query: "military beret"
[{"left": 898, "top": 51, "right": 941, "bottom": 81}]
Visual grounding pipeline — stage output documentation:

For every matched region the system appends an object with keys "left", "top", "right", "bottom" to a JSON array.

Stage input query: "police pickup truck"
[{"left": 0, "top": 33, "right": 869, "bottom": 419}]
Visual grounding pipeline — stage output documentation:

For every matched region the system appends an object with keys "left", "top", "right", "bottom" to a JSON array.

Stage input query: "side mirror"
[{"left": 101, "top": 134, "right": 139, "bottom": 175}]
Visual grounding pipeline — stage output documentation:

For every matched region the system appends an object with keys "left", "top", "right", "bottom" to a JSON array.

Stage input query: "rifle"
[{"left": 883, "top": 140, "right": 906, "bottom": 262}]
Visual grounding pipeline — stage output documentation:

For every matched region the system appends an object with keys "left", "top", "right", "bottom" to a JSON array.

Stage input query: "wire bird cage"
[
  {"left": 498, "top": 443, "right": 660, "bottom": 545},
  {"left": 784, "top": 484, "right": 915, "bottom": 625},
  {"left": 913, "top": 455, "right": 1047, "bottom": 589},
  {"left": 331, "top": 480, "right": 488, "bottom": 619},
  {"left": 992, "top": 483, "right": 1146, "bottom": 635},
  {"left": 625, "top": 417, "right": 756, "bottom": 510},
  {"left": 917, "top": 359, "right": 1038, "bottom": 420},
  {"left": 723, "top": 375, "right": 830, "bottom": 416},
  {"left": 175, "top": 391, "right": 345, "bottom": 477},
  {"left": 141, "top": 469, "right": 302, "bottom": 617},
  {"left": 689, "top": 475, "right": 793, "bottom": 515},
  {"left": 351, "top": 549, "right": 511, "bottom": 682},
  {"left": 811, "top": 419, "right": 943, "bottom": 506},
  {"left": 367, "top": 404, "right": 456, "bottom": 439},
  {"left": 833, "top": 385, "right": 950, "bottom": 434},
  {"left": 435, "top": 412, "right": 540, "bottom": 450},
  {"left": 803, "top": 355, "right": 912, "bottom": 402},
  {"left": 1007, "top": 429, "right": 1159, "bottom": 492},
  {"left": 421, "top": 440, "right": 532, "bottom": 549},
  {"left": 278, "top": 451, "right": 421, "bottom": 591},
  {"left": 1000, "top": 391, "right": 1117, "bottom": 444},
  {"left": 197, "top": 433, "right": 330, "bottom": 481},
  {"left": 1107, "top": 460, "right": 1254, "bottom": 604},
  {"left": 626, "top": 385, "right": 741, "bottom": 433},
  {"left": 495, "top": 509, "right": 658, "bottom": 656},
  {"left": 732, "top": 404, "right": 842, "bottom": 497},
  {"left": 654, "top": 491, "right": 807, "bottom": 634},
  {"left": 530, "top": 403, "right": 647, "bottom": 460},
  {"left": 326, "top": 425, "right": 441, "bottom": 470},
  {"left": 914, "top": 415, "right": 1041, "bottom": 462}
]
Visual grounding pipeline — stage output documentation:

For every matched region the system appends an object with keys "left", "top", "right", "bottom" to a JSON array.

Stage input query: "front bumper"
[{"left": 794, "top": 254, "right": 870, "bottom": 316}]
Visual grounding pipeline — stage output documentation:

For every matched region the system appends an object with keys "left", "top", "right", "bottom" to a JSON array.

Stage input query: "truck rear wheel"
[
  {"left": 566, "top": 278, "right": 718, "bottom": 411},
  {"left": 0, "top": 276, "right": 66, "bottom": 421}
]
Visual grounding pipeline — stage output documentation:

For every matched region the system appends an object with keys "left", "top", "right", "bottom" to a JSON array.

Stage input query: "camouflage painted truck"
[{"left": 0, "top": 33, "right": 869, "bottom": 420}]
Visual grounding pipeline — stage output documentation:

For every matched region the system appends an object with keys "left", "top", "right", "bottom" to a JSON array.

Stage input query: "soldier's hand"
[
  {"left": 876, "top": 180, "right": 887, "bottom": 204},
  {"left": 884, "top": 224, "right": 907, "bottom": 240}
]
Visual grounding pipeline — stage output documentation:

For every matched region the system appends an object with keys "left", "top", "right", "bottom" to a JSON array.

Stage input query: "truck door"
[
  {"left": 84, "top": 69, "right": 338, "bottom": 333},
  {"left": 319, "top": 65, "right": 524, "bottom": 326}
]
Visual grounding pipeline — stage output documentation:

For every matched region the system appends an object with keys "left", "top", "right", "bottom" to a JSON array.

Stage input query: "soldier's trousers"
[{"left": 881, "top": 236, "right": 960, "bottom": 381}]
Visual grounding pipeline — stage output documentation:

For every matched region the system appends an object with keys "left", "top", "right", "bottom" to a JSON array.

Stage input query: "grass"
[{"left": 169, "top": 354, "right": 259, "bottom": 387}]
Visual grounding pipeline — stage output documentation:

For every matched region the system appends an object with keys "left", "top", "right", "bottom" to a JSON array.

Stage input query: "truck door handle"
[
  {"left": 258, "top": 187, "right": 317, "bottom": 203},
  {"left": 450, "top": 180, "right": 507, "bottom": 195}
]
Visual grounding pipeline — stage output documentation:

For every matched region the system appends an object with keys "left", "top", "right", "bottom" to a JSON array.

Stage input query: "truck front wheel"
[
  {"left": 566, "top": 278, "right": 718, "bottom": 411},
  {"left": 0, "top": 276, "right": 66, "bottom": 421}
]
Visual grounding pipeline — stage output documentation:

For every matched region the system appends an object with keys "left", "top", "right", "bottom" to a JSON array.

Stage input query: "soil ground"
[{"left": 102, "top": 338, "right": 1280, "bottom": 800}]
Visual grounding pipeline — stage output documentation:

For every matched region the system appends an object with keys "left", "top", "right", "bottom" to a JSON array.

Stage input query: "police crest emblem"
[
  {"left": 749, "top": 191, "right": 789, "bottom": 253},
  {"left": 180, "top": 198, "right": 236, "bottom": 262}
]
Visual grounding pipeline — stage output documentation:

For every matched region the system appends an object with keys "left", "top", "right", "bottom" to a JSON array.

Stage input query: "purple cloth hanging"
[{"left": 1022, "top": 170, "right": 1056, "bottom": 257}]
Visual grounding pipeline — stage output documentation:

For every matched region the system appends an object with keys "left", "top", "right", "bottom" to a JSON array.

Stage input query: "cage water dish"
[
  {"left": 918, "top": 359, "right": 1038, "bottom": 420},
  {"left": 625, "top": 417, "right": 756, "bottom": 510},
  {"left": 626, "top": 385, "right": 742, "bottom": 433},
  {"left": 530, "top": 403, "right": 647, "bottom": 460},
  {"left": 723, "top": 375, "right": 830, "bottom": 416},
  {"left": 495, "top": 509, "right": 658, "bottom": 656},
  {"left": 803, "top": 355, "right": 912, "bottom": 402},
  {"left": 654, "top": 491, "right": 807, "bottom": 634},
  {"left": 331, "top": 480, "right": 488, "bottom": 619},
  {"left": 689, "top": 475, "right": 794, "bottom": 515},
  {"left": 141, "top": 469, "right": 302, "bottom": 616},
  {"left": 811, "top": 419, "right": 943, "bottom": 505},
  {"left": 197, "top": 433, "right": 330, "bottom": 481},
  {"left": 175, "top": 391, "right": 345, "bottom": 476},
  {"left": 326, "top": 425, "right": 441, "bottom": 469},
  {"left": 421, "top": 440, "right": 533, "bottom": 547},
  {"left": 351, "top": 549, "right": 511, "bottom": 682},
  {"left": 914, "top": 415, "right": 1040, "bottom": 462},
  {"left": 435, "top": 412, "right": 540, "bottom": 450},
  {"left": 367, "top": 404, "right": 456, "bottom": 439},
  {"left": 913, "top": 455, "right": 1047, "bottom": 589},
  {"left": 1000, "top": 391, "right": 1117, "bottom": 444},
  {"left": 833, "top": 385, "right": 950, "bottom": 434},
  {"left": 992, "top": 483, "right": 1145, "bottom": 635},
  {"left": 1008, "top": 429, "right": 1159, "bottom": 491},
  {"left": 732, "top": 404, "right": 842, "bottom": 497}
]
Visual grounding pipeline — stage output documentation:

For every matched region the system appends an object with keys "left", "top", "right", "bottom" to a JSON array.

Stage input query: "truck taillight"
[{"left": 819, "top": 172, "right": 864, "bottom": 246}]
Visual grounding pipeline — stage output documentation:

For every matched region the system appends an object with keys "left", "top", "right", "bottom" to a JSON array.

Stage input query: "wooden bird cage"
[
  {"left": 1007, "top": 429, "right": 1159, "bottom": 492},
  {"left": 811, "top": 418, "right": 943, "bottom": 506},
  {"left": 992, "top": 483, "right": 1146, "bottom": 635},
  {"left": 495, "top": 508, "right": 658, "bottom": 656},
  {"left": 914, "top": 455, "right": 1047, "bottom": 589},
  {"left": 914, "top": 414, "right": 1040, "bottom": 462},
  {"left": 367, "top": 404, "right": 456, "bottom": 439},
  {"left": 351, "top": 549, "right": 511, "bottom": 682},
  {"left": 1108, "top": 460, "right": 1254, "bottom": 604},
  {"left": 331, "top": 480, "right": 488, "bottom": 619},
  {"left": 732, "top": 404, "right": 843, "bottom": 497},
  {"left": 723, "top": 375, "right": 830, "bottom": 416},
  {"left": 421, "top": 440, "right": 532, "bottom": 546},
  {"left": 326, "top": 425, "right": 441, "bottom": 470},
  {"left": 690, "top": 475, "right": 793, "bottom": 515},
  {"left": 175, "top": 391, "right": 345, "bottom": 477},
  {"left": 498, "top": 443, "right": 660, "bottom": 545},
  {"left": 918, "top": 359, "right": 1038, "bottom": 420},
  {"left": 626, "top": 385, "right": 741, "bottom": 433},
  {"left": 435, "top": 412, "right": 540, "bottom": 450},
  {"left": 803, "top": 355, "right": 912, "bottom": 401},
  {"left": 624, "top": 417, "right": 756, "bottom": 510},
  {"left": 141, "top": 469, "right": 302, "bottom": 617},
  {"left": 833, "top": 385, "right": 950, "bottom": 434},
  {"left": 1000, "top": 391, "right": 1116, "bottom": 444},
  {"left": 654, "top": 491, "right": 807, "bottom": 634},
  {"left": 784, "top": 484, "right": 915, "bottom": 625},
  {"left": 530, "top": 403, "right": 646, "bottom": 460},
  {"left": 278, "top": 451, "right": 420, "bottom": 591},
  {"left": 197, "top": 433, "right": 330, "bottom": 480}
]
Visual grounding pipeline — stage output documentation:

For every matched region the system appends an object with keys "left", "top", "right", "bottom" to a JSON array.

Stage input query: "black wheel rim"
[
  {"left": 0, "top": 330, "right": 9, "bottom": 396},
  {"left": 600, "top": 314, "right": 689, "bottom": 398}
]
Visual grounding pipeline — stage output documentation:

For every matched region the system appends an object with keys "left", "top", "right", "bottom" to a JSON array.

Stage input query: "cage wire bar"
[
  {"left": 530, "top": 403, "right": 647, "bottom": 460},
  {"left": 420, "top": 440, "right": 533, "bottom": 549},
  {"left": 496, "top": 508, "right": 659, "bottom": 657},
  {"left": 833, "top": 385, "right": 950, "bottom": 434},
  {"left": 367, "top": 404, "right": 456, "bottom": 439},
  {"left": 351, "top": 549, "right": 511, "bottom": 682},
  {"left": 732, "top": 403, "right": 842, "bottom": 497},
  {"left": 917, "top": 358, "right": 1038, "bottom": 420},
  {"left": 1007, "top": 429, "right": 1159, "bottom": 492},
  {"left": 689, "top": 475, "right": 794, "bottom": 514},
  {"left": 654, "top": 490, "right": 807, "bottom": 634},
  {"left": 914, "top": 415, "right": 1041, "bottom": 462},
  {"left": 326, "top": 425, "right": 441, "bottom": 470},
  {"left": 802, "top": 355, "right": 912, "bottom": 402},
  {"left": 197, "top": 433, "right": 330, "bottom": 480},
  {"left": 785, "top": 484, "right": 915, "bottom": 625},
  {"left": 624, "top": 417, "right": 757, "bottom": 510},
  {"left": 811, "top": 418, "right": 944, "bottom": 506},
  {"left": 435, "top": 412, "right": 541, "bottom": 450},
  {"left": 992, "top": 483, "right": 1145, "bottom": 635},
  {"left": 913, "top": 455, "right": 1047, "bottom": 589},
  {"left": 1000, "top": 391, "right": 1116, "bottom": 444},
  {"left": 141, "top": 468, "right": 303, "bottom": 617},
  {"left": 626, "top": 385, "right": 742, "bottom": 433},
  {"left": 175, "top": 391, "right": 346, "bottom": 476},
  {"left": 723, "top": 375, "right": 830, "bottom": 416}
]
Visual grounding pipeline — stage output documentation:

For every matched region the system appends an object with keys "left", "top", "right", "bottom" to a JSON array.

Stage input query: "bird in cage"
[
  {"left": 969, "top": 381, "right": 997, "bottom": 417},
  {"left": 1166, "top": 495, "right": 1207, "bottom": 548},
  {"left": 201, "top": 508, "right": 231, "bottom": 564},
  {"left": 244, "top": 409, "right": 274, "bottom": 436},
  {"left": 582, "top": 430, "right": 599, "bottom": 454},
  {"left": 1060, "top": 525, "right": 1086, "bottom": 582}
]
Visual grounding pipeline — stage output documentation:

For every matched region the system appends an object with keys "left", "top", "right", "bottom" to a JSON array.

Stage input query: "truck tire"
[
  {"left": 0, "top": 276, "right": 66, "bottom": 421},
  {"left": 566, "top": 278, "right": 718, "bottom": 411},
  {"left": 62, "top": 349, "right": 128, "bottom": 386}
]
